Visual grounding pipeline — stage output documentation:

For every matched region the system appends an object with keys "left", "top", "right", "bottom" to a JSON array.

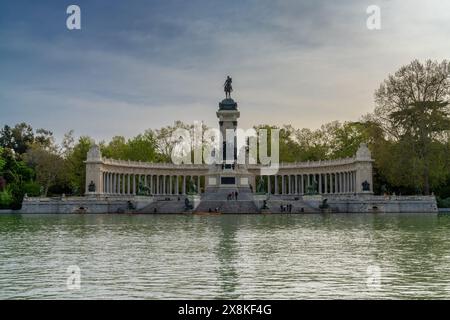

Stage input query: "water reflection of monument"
[{"left": 215, "top": 216, "right": 240, "bottom": 299}]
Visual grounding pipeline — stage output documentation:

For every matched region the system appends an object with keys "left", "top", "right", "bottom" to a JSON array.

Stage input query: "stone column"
[
  {"left": 181, "top": 176, "right": 186, "bottom": 194},
  {"left": 318, "top": 173, "right": 322, "bottom": 194},
  {"left": 111, "top": 172, "right": 116, "bottom": 194},
  {"left": 332, "top": 173, "right": 336, "bottom": 194},
  {"left": 274, "top": 175, "right": 278, "bottom": 194},
  {"left": 342, "top": 172, "right": 345, "bottom": 193},
  {"left": 161, "top": 175, "right": 165, "bottom": 195},
  {"left": 299, "top": 175, "right": 302, "bottom": 194},
  {"left": 268, "top": 175, "right": 271, "bottom": 194},
  {"left": 352, "top": 171, "right": 355, "bottom": 192},
  {"left": 337, "top": 173, "right": 340, "bottom": 194},
  {"left": 350, "top": 172, "right": 353, "bottom": 193},
  {"left": 347, "top": 172, "right": 350, "bottom": 193},
  {"left": 346, "top": 172, "right": 349, "bottom": 193},
  {"left": 131, "top": 174, "right": 136, "bottom": 195}
]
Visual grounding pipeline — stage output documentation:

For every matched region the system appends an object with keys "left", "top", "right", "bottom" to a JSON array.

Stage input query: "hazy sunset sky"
[{"left": 1, "top": 0, "right": 450, "bottom": 142}]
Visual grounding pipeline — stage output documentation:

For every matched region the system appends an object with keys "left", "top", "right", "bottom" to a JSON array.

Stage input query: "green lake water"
[{"left": 0, "top": 213, "right": 450, "bottom": 299}]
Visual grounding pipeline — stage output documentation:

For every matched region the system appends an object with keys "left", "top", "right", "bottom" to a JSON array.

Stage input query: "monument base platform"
[{"left": 17, "top": 194, "right": 438, "bottom": 214}]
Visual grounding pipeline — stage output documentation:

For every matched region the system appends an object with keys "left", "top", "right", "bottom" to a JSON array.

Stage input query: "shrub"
[
  {"left": 23, "top": 181, "right": 41, "bottom": 197},
  {"left": 437, "top": 197, "right": 450, "bottom": 208},
  {"left": 0, "top": 187, "right": 13, "bottom": 209}
]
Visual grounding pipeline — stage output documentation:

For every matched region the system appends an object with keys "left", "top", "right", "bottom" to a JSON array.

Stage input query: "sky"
[{"left": 1, "top": 0, "right": 450, "bottom": 143}]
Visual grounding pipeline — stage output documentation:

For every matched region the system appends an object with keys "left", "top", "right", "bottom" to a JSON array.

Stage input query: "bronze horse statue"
[{"left": 224, "top": 76, "right": 233, "bottom": 98}]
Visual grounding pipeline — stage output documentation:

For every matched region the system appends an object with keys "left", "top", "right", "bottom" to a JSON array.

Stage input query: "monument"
[{"left": 20, "top": 77, "right": 438, "bottom": 214}]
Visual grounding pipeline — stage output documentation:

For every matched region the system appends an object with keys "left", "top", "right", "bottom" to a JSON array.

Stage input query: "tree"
[
  {"left": 23, "top": 144, "right": 67, "bottom": 196},
  {"left": 35, "top": 128, "right": 54, "bottom": 150},
  {"left": 66, "top": 136, "right": 93, "bottom": 195},
  {"left": 374, "top": 59, "right": 450, "bottom": 194},
  {"left": 0, "top": 123, "right": 35, "bottom": 155}
]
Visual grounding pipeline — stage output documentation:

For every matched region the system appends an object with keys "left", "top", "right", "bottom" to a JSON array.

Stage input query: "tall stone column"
[
  {"left": 332, "top": 173, "right": 336, "bottom": 194},
  {"left": 299, "top": 175, "right": 303, "bottom": 194},
  {"left": 183, "top": 176, "right": 186, "bottom": 195},
  {"left": 274, "top": 175, "right": 278, "bottom": 194},
  {"left": 268, "top": 175, "right": 271, "bottom": 194},
  {"left": 161, "top": 175, "right": 165, "bottom": 195},
  {"left": 346, "top": 172, "right": 349, "bottom": 193},
  {"left": 318, "top": 174, "right": 321, "bottom": 194},
  {"left": 352, "top": 171, "right": 355, "bottom": 193},
  {"left": 342, "top": 172, "right": 345, "bottom": 193}
]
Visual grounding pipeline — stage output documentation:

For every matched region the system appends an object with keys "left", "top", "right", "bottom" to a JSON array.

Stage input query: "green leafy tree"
[
  {"left": 373, "top": 59, "right": 450, "bottom": 194},
  {"left": 23, "top": 144, "right": 67, "bottom": 196},
  {"left": 66, "top": 136, "right": 93, "bottom": 195},
  {"left": 0, "top": 123, "right": 35, "bottom": 155}
]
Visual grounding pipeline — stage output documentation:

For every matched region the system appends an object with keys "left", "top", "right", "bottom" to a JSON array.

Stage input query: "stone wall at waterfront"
[
  {"left": 326, "top": 195, "right": 438, "bottom": 213},
  {"left": 18, "top": 194, "right": 437, "bottom": 214},
  {"left": 20, "top": 195, "right": 154, "bottom": 214},
  {"left": 264, "top": 194, "right": 438, "bottom": 213}
]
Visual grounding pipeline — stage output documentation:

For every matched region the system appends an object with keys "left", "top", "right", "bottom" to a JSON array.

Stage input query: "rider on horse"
[{"left": 224, "top": 76, "right": 233, "bottom": 98}]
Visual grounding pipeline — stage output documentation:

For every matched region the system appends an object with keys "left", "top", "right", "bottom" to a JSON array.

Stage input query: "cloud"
[{"left": 1, "top": 0, "right": 450, "bottom": 142}]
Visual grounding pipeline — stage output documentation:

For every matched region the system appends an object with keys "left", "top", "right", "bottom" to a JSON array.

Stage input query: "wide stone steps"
[
  {"left": 195, "top": 200, "right": 259, "bottom": 214},
  {"left": 137, "top": 199, "right": 187, "bottom": 214}
]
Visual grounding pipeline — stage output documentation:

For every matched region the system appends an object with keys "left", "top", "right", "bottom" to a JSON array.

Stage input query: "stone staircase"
[
  {"left": 195, "top": 186, "right": 259, "bottom": 214},
  {"left": 195, "top": 199, "right": 259, "bottom": 214},
  {"left": 137, "top": 198, "right": 187, "bottom": 214}
]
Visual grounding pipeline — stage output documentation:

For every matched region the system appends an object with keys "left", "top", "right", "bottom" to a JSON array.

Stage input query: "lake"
[{"left": 0, "top": 213, "right": 449, "bottom": 299}]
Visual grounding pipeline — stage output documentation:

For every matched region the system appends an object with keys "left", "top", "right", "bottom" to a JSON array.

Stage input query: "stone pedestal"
[
  {"left": 253, "top": 194, "right": 268, "bottom": 211},
  {"left": 187, "top": 194, "right": 201, "bottom": 210}
]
